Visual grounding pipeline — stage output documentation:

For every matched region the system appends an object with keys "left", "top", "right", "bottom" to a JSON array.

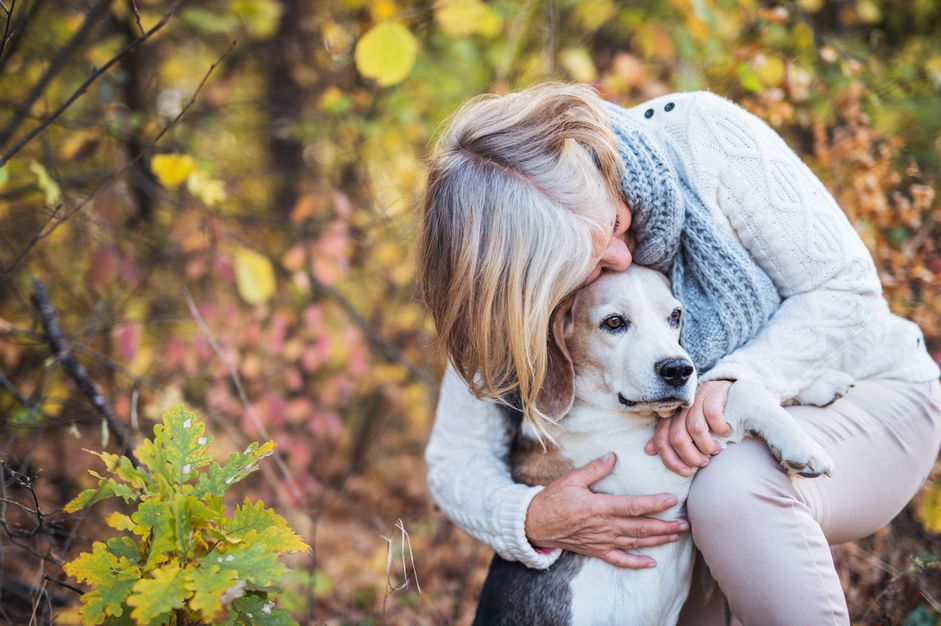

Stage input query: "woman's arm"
[
  {"left": 692, "top": 91, "right": 881, "bottom": 397},
  {"left": 425, "top": 364, "right": 561, "bottom": 569},
  {"left": 426, "top": 363, "right": 688, "bottom": 569},
  {"left": 647, "top": 90, "right": 883, "bottom": 471}
]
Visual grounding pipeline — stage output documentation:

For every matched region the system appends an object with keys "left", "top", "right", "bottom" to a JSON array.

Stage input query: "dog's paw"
[
  {"left": 768, "top": 434, "right": 834, "bottom": 478},
  {"left": 793, "top": 370, "right": 855, "bottom": 407}
]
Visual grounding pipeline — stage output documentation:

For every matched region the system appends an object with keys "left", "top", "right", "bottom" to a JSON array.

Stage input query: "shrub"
[{"left": 62, "top": 403, "right": 309, "bottom": 625}]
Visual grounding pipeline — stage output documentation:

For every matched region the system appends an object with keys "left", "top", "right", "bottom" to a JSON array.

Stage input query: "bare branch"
[
  {"left": 0, "top": 0, "right": 183, "bottom": 166},
  {"left": 0, "top": 0, "right": 44, "bottom": 77},
  {"left": 20, "top": 39, "right": 236, "bottom": 254},
  {"left": 128, "top": 0, "right": 145, "bottom": 36},
  {"left": 41, "top": 575, "right": 83, "bottom": 597},
  {"left": 0, "top": 0, "right": 14, "bottom": 63},
  {"left": 28, "top": 277, "right": 139, "bottom": 466},
  {"left": 0, "top": 0, "right": 111, "bottom": 149}
]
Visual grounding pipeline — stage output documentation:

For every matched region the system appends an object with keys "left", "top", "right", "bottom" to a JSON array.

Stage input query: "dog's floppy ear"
[{"left": 535, "top": 294, "right": 576, "bottom": 421}]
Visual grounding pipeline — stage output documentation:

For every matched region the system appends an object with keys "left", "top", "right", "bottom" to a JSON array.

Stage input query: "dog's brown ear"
[{"left": 535, "top": 294, "right": 576, "bottom": 420}]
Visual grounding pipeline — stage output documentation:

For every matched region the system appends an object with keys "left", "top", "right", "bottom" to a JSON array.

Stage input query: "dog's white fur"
[{"left": 526, "top": 265, "right": 839, "bottom": 625}]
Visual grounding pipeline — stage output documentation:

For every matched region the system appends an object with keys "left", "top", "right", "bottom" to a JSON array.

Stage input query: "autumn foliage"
[
  {"left": 0, "top": 0, "right": 939, "bottom": 624},
  {"left": 63, "top": 404, "right": 307, "bottom": 625}
]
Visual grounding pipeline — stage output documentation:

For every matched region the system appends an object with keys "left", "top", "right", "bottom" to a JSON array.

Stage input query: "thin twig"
[
  {"left": 381, "top": 519, "right": 421, "bottom": 617},
  {"left": 42, "top": 575, "right": 83, "bottom": 596},
  {"left": 0, "top": 0, "right": 14, "bottom": 63},
  {"left": 27, "top": 575, "right": 46, "bottom": 626},
  {"left": 29, "top": 277, "right": 139, "bottom": 466},
  {"left": 181, "top": 286, "right": 305, "bottom": 505},
  {"left": 0, "top": 0, "right": 111, "bottom": 150},
  {"left": 0, "top": 41, "right": 237, "bottom": 280},
  {"left": 24, "top": 39, "right": 236, "bottom": 252},
  {"left": 0, "top": 0, "right": 183, "bottom": 166},
  {"left": 128, "top": 0, "right": 145, "bottom": 36}
]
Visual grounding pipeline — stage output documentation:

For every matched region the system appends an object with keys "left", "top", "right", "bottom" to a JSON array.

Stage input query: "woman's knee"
[{"left": 687, "top": 437, "right": 795, "bottom": 527}]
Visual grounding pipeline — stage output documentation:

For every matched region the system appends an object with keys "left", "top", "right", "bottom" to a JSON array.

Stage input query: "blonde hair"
[{"left": 416, "top": 81, "right": 625, "bottom": 432}]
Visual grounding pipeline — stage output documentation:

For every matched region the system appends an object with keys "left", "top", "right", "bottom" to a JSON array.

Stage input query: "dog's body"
[{"left": 473, "top": 266, "right": 843, "bottom": 626}]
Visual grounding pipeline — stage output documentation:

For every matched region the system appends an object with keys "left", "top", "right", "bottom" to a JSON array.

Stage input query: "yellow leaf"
[
  {"left": 354, "top": 21, "right": 418, "bottom": 86},
  {"left": 572, "top": 0, "right": 616, "bottom": 31},
  {"left": 234, "top": 247, "right": 276, "bottom": 305},
  {"left": 152, "top": 154, "right": 196, "bottom": 188},
  {"left": 58, "top": 130, "right": 99, "bottom": 161},
  {"left": 232, "top": 0, "right": 283, "bottom": 38},
  {"left": 560, "top": 47, "right": 597, "bottom": 82},
  {"left": 755, "top": 55, "right": 785, "bottom": 87},
  {"left": 856, "top": 0, "right": 881, "bottom": 23},
  {"left": 434, "top": 0, "right": 503, "bottom": 37},
  {"left": 918, "top": 481, "right": 941, "bottom": 533},
  {"left": 105, "top": 512, "right": 136, "bottom": 532},
  {"left": 186, "top": 170, "right": 227, "bottom": 207},
  {"left": 370, "top": 0, "right": 399, "bottom": 21},
  {"left": 29, "top": 160, "right": 61, "bottom": 206}
]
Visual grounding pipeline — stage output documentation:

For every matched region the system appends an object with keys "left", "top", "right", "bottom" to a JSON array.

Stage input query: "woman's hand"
[
  {"left": 525, "top": 452, "right": 689, "bottom": 569},
  {"left": 644, "top": 380, "right": 734, "bottom": 476}
]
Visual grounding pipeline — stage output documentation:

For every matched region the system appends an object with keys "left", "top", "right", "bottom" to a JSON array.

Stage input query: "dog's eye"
[
  {"left": 601, "top": 315, "right": 628, "bottom": 332},
  {"left": 669, "top": 308, "right": 682, "bottom": 327}
]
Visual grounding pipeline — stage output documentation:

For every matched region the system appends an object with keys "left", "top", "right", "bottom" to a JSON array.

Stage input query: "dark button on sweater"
[
  {"left": 644, "top": 108, "right": 654, "bottom": 119},
  {"left": 665, "top": 102, "right": 675, "bottom": 111}
]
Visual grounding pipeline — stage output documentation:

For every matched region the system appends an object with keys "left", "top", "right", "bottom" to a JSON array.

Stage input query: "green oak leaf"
[
  {"left": 127, "top": 562, "right": 187, "bottom": 625},
  {"left": 205, "top": 542, "right": 286, "bottom": 588},
  {"left": 186, "top": 563, "right": 241, "bottom": 622},
  {"left": 64, "top": 481, "right": 117, "bottom": 512},
  {"left": 139, "top": 404, "right": 213, "bottom": 486},
  {"left": 224, "top": 593, "right": 295, "bottom": 626},
  {"left": 132, "top": 497, "right": 176, "bottom": 568},
  {"left": 195, "top": 440, "right": 276, "bottom": 498},
  {"left": 63, "top": 542, "right": 140, "bottom": 625},
  {"left": 105, "top": 536, "right": 143, "bottom": 564},
  {"left": 225, "top": 498, "right": 309, "bottom": 554}
]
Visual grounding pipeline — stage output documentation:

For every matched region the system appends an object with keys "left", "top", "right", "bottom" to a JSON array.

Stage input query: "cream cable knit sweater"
[{"left": 424, "top": 90, "right": 940, "bottom": 570}]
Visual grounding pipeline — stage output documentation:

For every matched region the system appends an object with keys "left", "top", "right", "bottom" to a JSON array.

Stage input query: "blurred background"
[{"left": 0, "top": 0, "right": 939, "bottom": 623}]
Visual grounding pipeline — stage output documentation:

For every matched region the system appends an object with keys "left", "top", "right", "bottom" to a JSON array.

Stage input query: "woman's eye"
[
  {"left": 670, "top": 308, "right": 682, "bottom": 325},
  {"left": 601, "top": 315, "right": 627, "bottom": 331},
  {"left": 613, "top": 215, "right": 621, "bottom": 234}
]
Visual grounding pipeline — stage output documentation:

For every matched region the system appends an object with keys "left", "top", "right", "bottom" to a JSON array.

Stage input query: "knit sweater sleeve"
[
  {"left": 681, "top": 91, "right": 883, "bottom": 402},
  {"left": 424, "top": 363, "right": 563, "bottom": 569}
]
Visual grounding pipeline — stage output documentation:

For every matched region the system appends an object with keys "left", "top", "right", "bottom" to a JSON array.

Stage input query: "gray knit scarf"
[{"left": 600, "top": 99, "right": 781, "bottom": 373}]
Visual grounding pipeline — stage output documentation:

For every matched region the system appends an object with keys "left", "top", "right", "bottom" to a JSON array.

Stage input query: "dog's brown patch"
[{"left": 509, "top": 435, "right": 573, "bottom": 486}]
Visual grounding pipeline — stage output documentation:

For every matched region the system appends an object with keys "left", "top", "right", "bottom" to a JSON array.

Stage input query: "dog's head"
[{"left": 536, "top": 265, "right": 697, "bottom": 420}]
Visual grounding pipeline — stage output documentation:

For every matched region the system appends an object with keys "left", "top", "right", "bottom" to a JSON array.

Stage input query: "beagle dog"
[{"left": 473, "top": 265, "right": 840, "bottom": 626}]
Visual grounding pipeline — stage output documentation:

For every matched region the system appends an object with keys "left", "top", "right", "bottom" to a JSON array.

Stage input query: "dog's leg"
[
  {"left": 788, "top": 369, "right": 855, "bottom": 407},
  {"left": 721, "top": 379, "right": 834, "bottom": 478}
]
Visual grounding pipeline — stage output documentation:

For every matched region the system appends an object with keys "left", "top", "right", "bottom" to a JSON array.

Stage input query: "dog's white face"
[{"left": 553, "top": 266, "right": 697, "bottom": 418}]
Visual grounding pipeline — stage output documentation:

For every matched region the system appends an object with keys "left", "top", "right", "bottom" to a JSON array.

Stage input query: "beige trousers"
[{"left": 676, "top": 377, "right": 941, "bottom": 626}]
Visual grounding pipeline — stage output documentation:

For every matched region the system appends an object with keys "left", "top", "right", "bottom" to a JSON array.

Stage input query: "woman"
[{"left": 417, "top": 82, "right": 941, "bottom": 624}]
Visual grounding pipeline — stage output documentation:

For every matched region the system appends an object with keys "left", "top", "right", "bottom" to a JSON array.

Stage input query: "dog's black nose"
[{"left": 655, "top": 358, "right": 693, "bottom": 387}]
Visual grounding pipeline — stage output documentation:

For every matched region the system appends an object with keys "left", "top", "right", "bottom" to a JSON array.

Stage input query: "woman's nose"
[{"left": 599, "top": 236, "right": 632, "bottom": 272}]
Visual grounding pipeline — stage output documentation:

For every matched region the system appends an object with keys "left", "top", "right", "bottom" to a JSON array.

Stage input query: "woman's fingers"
[
  {"left": 668, "top": 413, "right": 710, "bottom": 468},
  {"left": 597, "top": 492, "right": 678, "bottom": 517},
  {"left": 651, "top": 419, "right": 693, "bottom": 475},
  {"left": 701, "top": 383, "right": 733, "bottom": 436},
  {"left": 611, "top": 515, "right": 689, "bottom": 538},
  {"left": 612, "top": 532, "right": 681, "bottom": 551},
  {"left": 564, "top": 451, "right": 617, "bottom": 488},
  {"left": 601, "top": 550, "right": 656, "bottom": 569},
  {"left": 685, "top": 398, "right": 722, "bottom": 457}
]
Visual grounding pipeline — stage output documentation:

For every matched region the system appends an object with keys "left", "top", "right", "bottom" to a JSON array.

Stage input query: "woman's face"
[{"left": 583, "top": 195, "right": 634, "bottom": 286}]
